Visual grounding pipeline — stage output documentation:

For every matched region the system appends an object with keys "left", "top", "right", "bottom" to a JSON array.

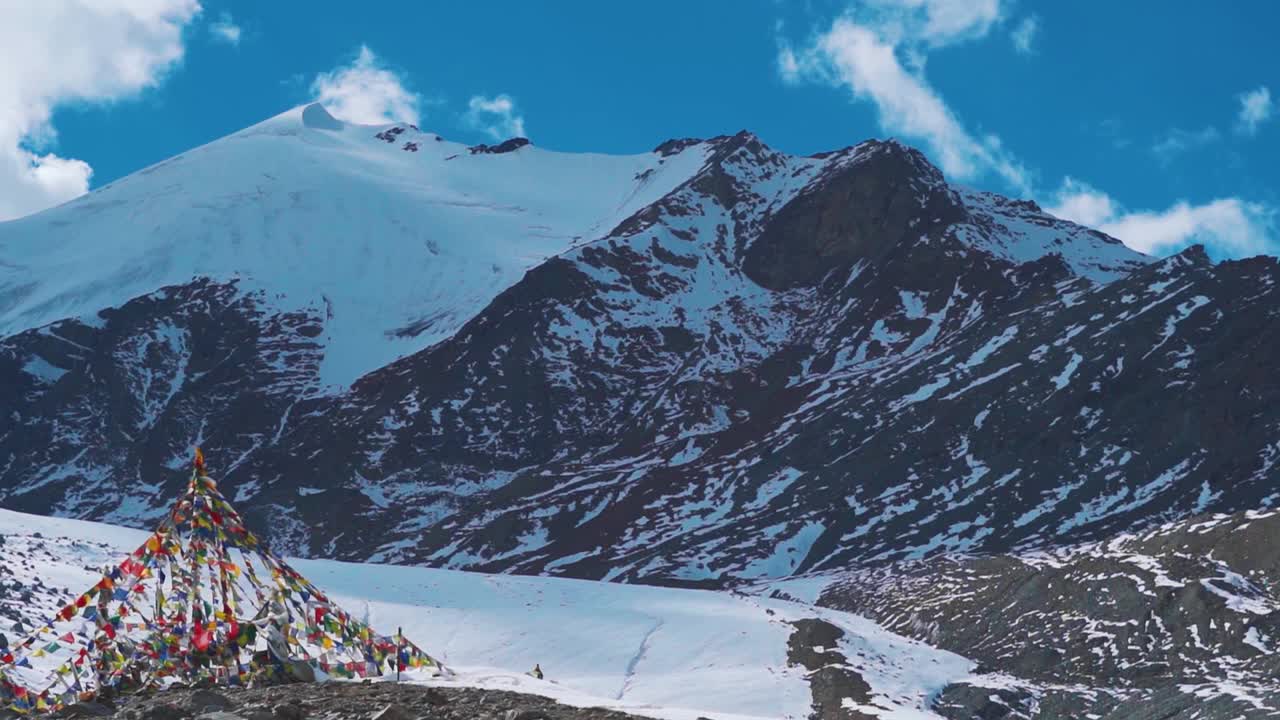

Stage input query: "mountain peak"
[
  {"left": 468, "top": 137, "right": 531, "bottom": 155},
  {"left": 859, "top": 137, "right": 947, "bottom": 182},
  {"left": 300, "top": 102, "right": 344, "bottom": 130},
  {"left": 742, "top": 137, "right": 963, "bottom": 289},
  {"left": 1168, "top": 243, "right": 1212, "bottom": 267},
  {"left": 701, "top": 129, "right": 771, "bottom": 159},
  {"left": 653, "top": 137, "right": 703, "bottom": 157}
]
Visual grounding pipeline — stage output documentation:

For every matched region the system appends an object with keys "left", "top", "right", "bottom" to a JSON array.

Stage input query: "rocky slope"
[
  {"left": 2, "top": 105, "right": 1278, "bottom": 588},
  {"left": 812, "top": 509, "right": 1280, "bottom": 718}
]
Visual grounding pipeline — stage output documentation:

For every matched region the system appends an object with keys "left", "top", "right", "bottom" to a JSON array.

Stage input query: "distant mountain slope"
[{"left": 4, "top": 106, "right": 1278, "bottom": 590}]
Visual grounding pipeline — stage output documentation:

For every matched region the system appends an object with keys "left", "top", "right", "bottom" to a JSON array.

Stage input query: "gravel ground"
[{"left": 20, "top": 681, "right": 661, "bottom": 720}]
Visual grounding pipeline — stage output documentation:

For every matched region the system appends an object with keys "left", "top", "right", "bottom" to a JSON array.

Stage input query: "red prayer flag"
[{"left": 193, "top": 625, "right": 210, "bottom": 651}]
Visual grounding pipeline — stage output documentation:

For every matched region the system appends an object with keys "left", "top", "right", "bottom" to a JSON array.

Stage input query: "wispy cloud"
[
  {"left": 464, "top": 94, "right": 527, "bottom": 140},
  {"left": 0, "top": 0, "right": 200, "bottom": 221},
  {"left": 311, "top": 46, "right": 421, "bottom": 125},
  {"left": 1151, "top": 126, "right": 1220, "bottom": 165},
  {"left": 1236, "top": 86, "right": 1272, "bottom": 136},
  {"left": 209, "top": 12, "right": 242, "bottom": 46},
  {"left": 778, "top": 1, "right": 1031, "bottom": 193},
  {"left": 1010, "top": 15, "right": 1039, "bottom": 55},
  {"left": 1047, "top": 178, "right": 1276, "bottom": 257}
]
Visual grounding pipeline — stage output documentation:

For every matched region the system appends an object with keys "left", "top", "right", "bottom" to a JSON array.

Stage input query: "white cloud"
[
  {"left": 1151, "top": 126, "right": 1220, "bottom": 164},
  {"left": 917, "top": 0, "right": 1002, "bottom": 42},
  {"left": 860, "top": 0, "right": 1003, "bottom": 47},
  {"left": 1010, "top": 15, "right": 1039, "bottom": 55},
  {"left": 1047, "top": 177, "right": 1276, "bottom": 257},
  {"left": 1045, "top": 178, "right": 1117, "bottom": 228},
  {"left": 464, "top": 94, "right": 527, "bottom": 140},
  {"left": 0, "top": 0, "right": 201, "bottom": 221},
  {"left": 1235, "top": 86, "right": 1272, "bottom": 136},
  {"left": 311, "top": 46, "right": 421, "bottom": 126},
  {"left": 778, "top": 45, "right": 803, "bottom": 82},
  {"left": 779, "top": 5, "right": 1030, "bottom": 193},
  {"left": 209, "top": 12, "right": 242, "bottom": 46}
]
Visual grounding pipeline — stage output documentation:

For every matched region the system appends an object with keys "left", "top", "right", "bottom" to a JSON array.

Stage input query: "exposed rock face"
[
  {"left": 0, "top": 279, "right": 324, "bottom": 525},
  {"left": 469, "top": 138, "right": 531, "bottom": 155},
  {"left": 652, "top": 138, "right": 702, "bottom": 157},
  {"left": 744, "top": 140, "right": 964, "bottom": 289}
]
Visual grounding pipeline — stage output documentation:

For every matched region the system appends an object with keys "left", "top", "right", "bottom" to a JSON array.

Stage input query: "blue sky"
[{"left": 3, "top": 1, "right": 1275, "bottom": 257}]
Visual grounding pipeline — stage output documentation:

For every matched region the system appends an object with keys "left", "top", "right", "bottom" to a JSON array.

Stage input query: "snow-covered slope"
[
  {"left": 953, "top": 188, "right": 1149, "bottom": 282},
  {"left": 0, "top": 104, "right": 709, "bottom": 389},
  {"left": 0, "top": 506, "right": 973, "bottom": 720}
]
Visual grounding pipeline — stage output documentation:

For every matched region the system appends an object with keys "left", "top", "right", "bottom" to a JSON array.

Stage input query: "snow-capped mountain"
[
  {"left": 0, "top": 104, "right": 711, "bottom": 390},
  {"left": 2, "top": 104, "right": 1278, "bottom": 586}
]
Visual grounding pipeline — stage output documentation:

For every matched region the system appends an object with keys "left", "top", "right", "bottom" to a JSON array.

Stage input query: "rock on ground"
[{"left": 91, "top": 682, "right": 648, "bottom": 720}]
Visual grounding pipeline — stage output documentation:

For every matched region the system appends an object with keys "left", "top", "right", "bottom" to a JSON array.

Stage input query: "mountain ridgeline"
[{"left": 1, "top": 104, "right": 1277, "bottom": 587}]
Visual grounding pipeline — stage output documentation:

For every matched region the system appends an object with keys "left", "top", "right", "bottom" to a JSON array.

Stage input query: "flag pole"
[{"left": 396, "top": 627, "right": 402, "bottom": 682}]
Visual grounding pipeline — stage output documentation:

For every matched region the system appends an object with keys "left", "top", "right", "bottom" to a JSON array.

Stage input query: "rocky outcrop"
[
  {"left": 469, "top": 138, "right": 531, "bottom": 155},
  {"left": 786, "top": 619, "right": 876, "bottom": 720}
]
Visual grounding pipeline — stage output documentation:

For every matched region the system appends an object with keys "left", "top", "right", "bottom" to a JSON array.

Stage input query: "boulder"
[
  {"left": 370, "top": 704, "right": 413, "bottom": 720},
  {"left": 57, "top": 703, "right": 113, "bottom": 718},
  {"left": 187, "top": 690, "right": 234, "bottom": 713},
  {"left": 503, "top": 710, "right": 551, "bottom": 720},
  {"left": 285, "top": 660, "right": 316, "bottom": 684},
  {"left": 195, "top": 713, "right": 244, "bottom": 720},
  {"left": 271, "top": 703, "right": 306, "bottom": 720},
  {"left": 139, "top": 703, "right": 190, "bottom": 720}
]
